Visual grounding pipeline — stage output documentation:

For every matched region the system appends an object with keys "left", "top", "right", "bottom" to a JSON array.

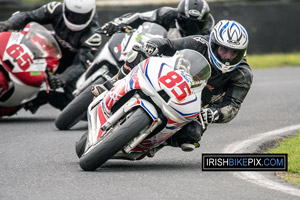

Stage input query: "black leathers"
[
  {"left": 149, "top": 35, "right": 253, "bottom": 123},
  {"left": 109, "top": 7, "right": 214, "bottom": 37},
  {"left": 3, "top": 2, "right": 102, "bottom": 86}
]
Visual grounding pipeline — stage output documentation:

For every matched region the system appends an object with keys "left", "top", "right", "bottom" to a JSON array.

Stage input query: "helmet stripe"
[{"left": 219, "top": 21, "right": 229, "bottom": 40}]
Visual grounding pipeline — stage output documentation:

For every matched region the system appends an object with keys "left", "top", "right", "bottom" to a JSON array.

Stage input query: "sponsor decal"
[
  {"left": 85, "top": 33, "right": 102, "bottom": 46},
  {"left": 193, "top": 36, "right": 208, "bottom": 45},
  {"left": 188, "top": 9, "right": 201, "bottom": 17},
  {"left": 46, "top": 2, "right": 61, "bottom": 14}
]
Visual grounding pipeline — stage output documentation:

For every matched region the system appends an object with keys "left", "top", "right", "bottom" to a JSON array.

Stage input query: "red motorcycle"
[{"left": 0, "top": 22, "right": 61, "bottom": 117}]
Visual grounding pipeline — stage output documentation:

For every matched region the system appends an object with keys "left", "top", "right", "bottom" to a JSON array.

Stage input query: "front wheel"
[
  {"left": 76, "top": 132, "right": 88, "bottom": 158},
  {"left": 79, "top": 107, "right": 151, "bottom": 171},
  {"left": 55, "top": 77, "right": 106, "bottom": 130}
]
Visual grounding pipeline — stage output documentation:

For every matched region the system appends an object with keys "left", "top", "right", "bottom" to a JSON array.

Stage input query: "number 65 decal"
[
  {"left": 159, "top": 71, "right": 191, "bottom": 102},
  {"left": 6, "top": 44, "right": 33, "bottom": 71}
]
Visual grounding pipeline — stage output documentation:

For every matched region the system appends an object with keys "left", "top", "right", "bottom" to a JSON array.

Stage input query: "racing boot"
[
  {"left": 91, "top": 75, "right": 117, "bottom": 97},
  {"left": 91, "top": 62, "right": 134, "bottom": 97},
  {"left": 91, "top": 49, "right": 142, "bottom": 97},
  {"left": 166, "top": 121, "right": 204, "bottom": 152},
  {"left": 24, "top": 91, "right": 48, "bottom": 114}
]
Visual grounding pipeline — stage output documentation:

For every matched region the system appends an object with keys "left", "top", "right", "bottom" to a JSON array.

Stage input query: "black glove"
[
  {"left": 200, "top": 107, "right": 220, "bottom": 124},
  {"left": 101, "top": 22, "right": 120, "bottom": 36},
  {"left": 100, "top": 21, "right": 132, "bottom": 36},
  {"left": 48, "top": 74, "right": 66, "bottom": 90},
  {"left": 0, "top": 21, "right": 10, "bottom": 32},
  {"left": 143, "top": 42, "right": 159, "bottom": 57}
]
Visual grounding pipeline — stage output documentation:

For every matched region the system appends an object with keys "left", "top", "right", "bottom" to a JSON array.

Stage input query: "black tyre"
[
  {"left": 55, "top": 77, "right": 106, "bottom": 130},
  {"left": 79, "top": 108, "right": 151, "bottom": 171},
  {"left": 76, "top": 132, "right": 88, "bottom": 158}
]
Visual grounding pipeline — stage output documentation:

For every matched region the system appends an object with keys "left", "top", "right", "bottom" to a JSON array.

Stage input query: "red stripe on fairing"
[
  {"left": 167, "top": 118, "right": 177, "bottom": 124},
  {"left": 143, "top": 58, "right": 150, "bottom": 73},
  {"left": 185, "top": 112, "right": 200, "bottom": 118},
  {"left": 97, "top": 105, "right": 107, "bottom": 139},
  {"left": 133, "top": 72, "right": 140, "bottom": 89}
]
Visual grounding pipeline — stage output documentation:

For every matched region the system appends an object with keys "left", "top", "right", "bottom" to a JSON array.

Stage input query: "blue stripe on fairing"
[
  {"left": 172, "top": 95, "right": 197, "bottom": 105},
  {"left": 129, "top": 75, "right": 134, "bottom": 89},
  {"left": 141, "top": 101, "right": 156, "bottom": 120},
  {"left": 145, "top": 61, "right": 154, "bottom": 88},
  {"left": 170, "top": 106, "right": 198, "bottom": 117},
  {"left": 166, "top": 126, "right": 177, "bottom": 130}
]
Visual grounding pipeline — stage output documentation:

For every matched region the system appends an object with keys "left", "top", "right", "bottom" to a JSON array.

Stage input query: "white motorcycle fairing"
[{"left": 85, "top": 52, "right": 204, "bottom": 154}]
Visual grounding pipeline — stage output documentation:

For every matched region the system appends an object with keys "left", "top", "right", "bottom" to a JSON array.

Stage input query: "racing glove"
[
  {"left": 100, "top": 22, "right": 132, "bottom": 36},
  {"left": 0, "top": 21, "right": 11, "bottom": 32},
  {"left": 200, "top": 107, "right": 220, "bottom": 124},
  {"left": 48, "top": 74, "right": 66, "bottom": 90},
  {"left": 143, "top": 42, "right": 159, "bottom": 57}
]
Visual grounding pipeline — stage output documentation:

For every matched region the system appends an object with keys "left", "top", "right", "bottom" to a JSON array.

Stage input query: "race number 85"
[
  {"left": 7, "top": 44, "right": 33, "bottom": 71},
  {"left": 159, "top": 71, "right": 191, "bottom": 102}
]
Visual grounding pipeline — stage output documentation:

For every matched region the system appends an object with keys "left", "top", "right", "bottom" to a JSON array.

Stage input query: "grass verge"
[
  {"left": 247, "top": 52, "right": 300, "bottom": 69},
  {"left": 268, "top": 131, "right": 300, "bottom": 187}
]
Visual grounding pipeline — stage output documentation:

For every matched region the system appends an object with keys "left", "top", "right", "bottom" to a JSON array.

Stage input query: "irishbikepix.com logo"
[{"left": 202, "top": 154, "right": 288, "bottom": 171}]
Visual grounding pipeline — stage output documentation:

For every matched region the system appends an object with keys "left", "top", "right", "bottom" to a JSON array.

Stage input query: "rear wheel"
[
  {"left": 55, "top": 77, "right": 106, "bottom": 130},
  {"left": 79, "top": 107, "right": 151, "bottom": 171}
]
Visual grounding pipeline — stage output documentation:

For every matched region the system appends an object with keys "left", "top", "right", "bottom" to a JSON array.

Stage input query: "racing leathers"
[
  {"left": 1, "top": 2, "right": 102, "bottom": 111},
  {"left": 123, "top": 35, "right": 253, "bottom": 149},
  {"left": 105, "top": 7, "right": 215, "bottom": 38},
  {"left": 148, "top": 35, "right": 253, "bottom": 124}
]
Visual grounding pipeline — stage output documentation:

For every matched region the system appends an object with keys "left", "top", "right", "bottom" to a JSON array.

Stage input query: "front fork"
[{"left": 100, "top": 93, "right": 162, "bottom": 153}]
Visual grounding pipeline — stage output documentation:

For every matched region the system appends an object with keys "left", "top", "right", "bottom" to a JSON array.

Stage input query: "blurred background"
[{"left": 0, "top": 0, "right": 299, "bottom": 54}]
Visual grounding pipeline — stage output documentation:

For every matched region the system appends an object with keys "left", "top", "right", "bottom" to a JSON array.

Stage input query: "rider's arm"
[
  {"left": 200, "top": 14, "right": 215, "bottom": 35},
  {"left": 3, "top": 2, "right": 61, "bottom": 30},
  {"left": 211, "top": 63, "right": 253, "bottom": 123},
  {"left": 111, "top": 7, "right": 177, "bottom": 30},
  {"left": 59, "top": 29, "right": 102, "bottom": 83},
  {"left": 149, "top": 35, "right": 209, "bottom": 56}
]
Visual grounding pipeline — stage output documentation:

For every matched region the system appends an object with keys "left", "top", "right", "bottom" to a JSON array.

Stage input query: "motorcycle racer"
[
  {"left": 94, "top": 20, "right": 253, "bottom": 152},
  {"left": 0, "top": 0, "right": 101, "bottom": 113},
  {"left": 101, "top": 0, "right": 215, "bottom": 38},
  {"left": 145, "top": 20, "right": 253, "bottom": 151}
]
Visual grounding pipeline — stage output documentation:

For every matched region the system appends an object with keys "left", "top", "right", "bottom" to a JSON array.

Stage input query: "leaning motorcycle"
[
  {"left": 55, "top": 22, "right": 167, "bottom": 130},
  {"left": 0, "top": 22, "right": 61, "bottom": 117},
  {"left": 77, "top": 47, "right": 211, "bottom": 171}
]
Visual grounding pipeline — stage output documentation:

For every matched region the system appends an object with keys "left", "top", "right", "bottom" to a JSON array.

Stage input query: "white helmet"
[
  {"left": 208, "top": 20, "right": 248, "bottom": 73},
  {"left": 63, "top": 0, "right": 96, "bottom": 31}
]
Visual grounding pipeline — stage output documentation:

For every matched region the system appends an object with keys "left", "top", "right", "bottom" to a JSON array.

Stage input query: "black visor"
[
  {"left": 65, "top": 6, "right": 93, "bottom": 25},
  {"left": 177, "top": 13, "right": 209, "bottom": 35}
]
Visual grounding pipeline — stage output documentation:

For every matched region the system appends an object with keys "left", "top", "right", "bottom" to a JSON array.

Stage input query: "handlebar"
[
  {"left": 132, "top": 44, "right": 149, "bottom": 59},
  {"left": 96, "top": 25, "right": 134, "bottom": 35}
]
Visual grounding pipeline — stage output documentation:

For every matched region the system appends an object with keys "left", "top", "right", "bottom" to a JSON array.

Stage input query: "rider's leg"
[
  {"left": 166, "top": 121, "right": 205, "bottom": 152},
  {"left": 92, "top": 50, "right": 142, "bottom": 97},
  {"left": 25, "top": 78, "right": 75, "bottom": 113}
]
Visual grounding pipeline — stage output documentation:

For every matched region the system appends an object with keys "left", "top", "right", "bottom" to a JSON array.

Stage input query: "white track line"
[{"left": 223, "top": 124, "right": 300, "bottom": 197}]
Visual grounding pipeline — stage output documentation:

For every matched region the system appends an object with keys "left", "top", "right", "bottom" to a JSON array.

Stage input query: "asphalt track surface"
[{"left": 1, "top": 67, "right": 300, "bottom": 200}]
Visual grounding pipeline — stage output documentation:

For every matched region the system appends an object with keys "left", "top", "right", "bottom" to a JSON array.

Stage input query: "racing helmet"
[
  {"left": 174, "top": 49, "right": 211, "bottom": 90},
  {"left": 63, "top": 0, "right": 96, "bottom": 31},
  {"left": 208, "top": 20, "right": 249, "bottom": 73},
  {"left": 177, "top": 0, "right": 210, "bottom": 36}
]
